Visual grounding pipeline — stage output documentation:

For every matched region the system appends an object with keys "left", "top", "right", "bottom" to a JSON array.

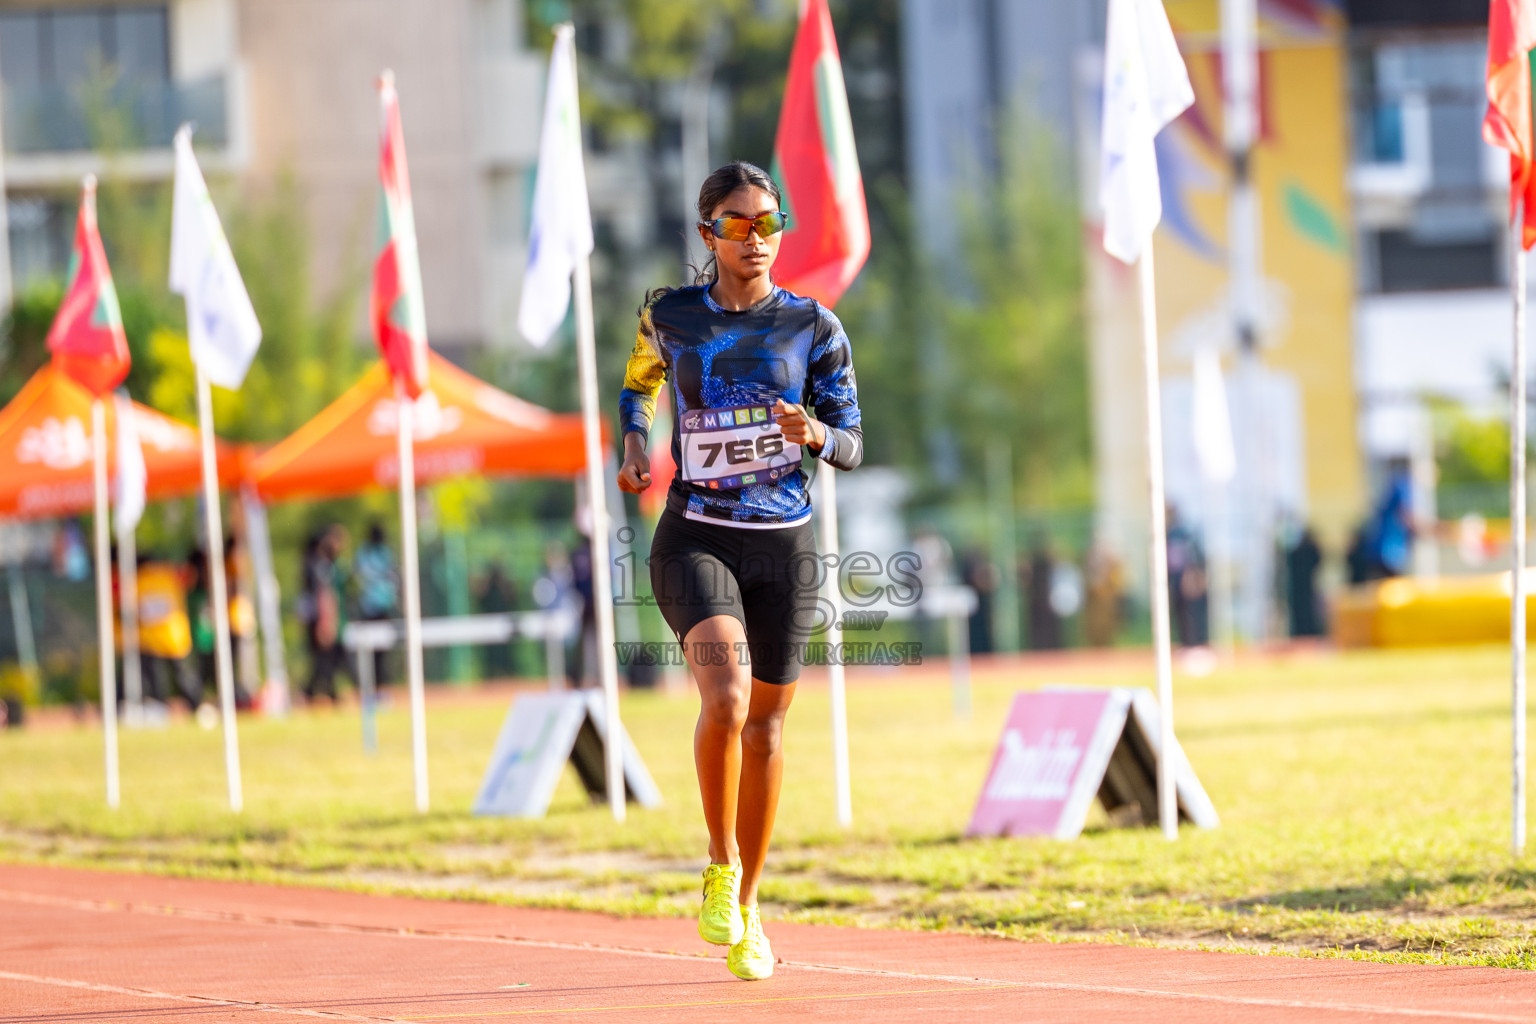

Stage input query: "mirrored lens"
[
  {"left": 707, "top": 212, "right": 787, "bottom": 241},
  {"left": 753, "top": 212, "right": 787, "bottom": 237},
  {"left": 711, "top": 217, "right": 753, "bottom": 241}
]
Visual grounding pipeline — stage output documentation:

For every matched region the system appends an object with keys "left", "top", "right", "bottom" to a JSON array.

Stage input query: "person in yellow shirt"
[
  {"left": 187, "top": 542, "right": 256, "bottom": 711},
  {"left": 136, "top": 555, "right": 202, "bottom": 709}
]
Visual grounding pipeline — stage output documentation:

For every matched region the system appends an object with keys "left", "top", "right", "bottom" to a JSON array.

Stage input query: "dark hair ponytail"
[{"left": 642, "top": 161, "right": 783, "bottom": 313}]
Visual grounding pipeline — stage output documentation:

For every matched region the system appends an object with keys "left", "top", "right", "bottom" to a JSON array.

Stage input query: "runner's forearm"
[{"left": 817, "top": 423, "right": 862, "bottom": 472}]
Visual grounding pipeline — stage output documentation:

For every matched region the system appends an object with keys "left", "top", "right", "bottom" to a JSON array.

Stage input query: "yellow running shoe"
[
  {"left": 727, "top": 905, "right": 774, "bottom": 980},
  {"left": 698, "top": 863, "right": 744, "bottom": 945}
]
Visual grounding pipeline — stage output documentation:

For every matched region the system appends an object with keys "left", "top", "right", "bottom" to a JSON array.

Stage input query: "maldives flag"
[
  {"left": 770, "top": 0, "right": 869, "bottom": 309},
  {"left": 1485, "top": 0, "right": 1536, "bottom": 250},
  {"left": 640, "top": 387, "right": 677, "bottom": 518},
  {"left": 47, "top": 176, "right": 130, "bottom": 397},
  {"left": 372, "top": 70, "right": 430, "bottom": 399}
]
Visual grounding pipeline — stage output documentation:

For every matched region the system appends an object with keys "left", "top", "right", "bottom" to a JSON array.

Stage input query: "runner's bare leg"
[
  {"left": 736, "top": 677, "right": 797, "bottom": 906},
  {"left": 685, "top": 614, "right": 751, "bottom": 866}
]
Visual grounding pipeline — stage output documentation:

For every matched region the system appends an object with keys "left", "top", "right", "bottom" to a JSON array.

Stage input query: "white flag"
[
  {"left": 1191, "top": 347, "right": 1236, "bottom": 484},
  {"left": 1099, "top": 0, "right": 1194, "bottom": 265},
  {"left": 170, "top": 125, "right": 262, "bottom": 389},
  {"left": 113, "top": 391, "right": 146, "bottom": 533},
  {"left": 518, "top": 25, "right": 594, "bottom": 348}
]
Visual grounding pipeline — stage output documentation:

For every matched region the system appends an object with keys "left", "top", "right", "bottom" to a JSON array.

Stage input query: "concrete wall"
[{"left": 238, "top": 0, "right": 486, "bottom": 348}]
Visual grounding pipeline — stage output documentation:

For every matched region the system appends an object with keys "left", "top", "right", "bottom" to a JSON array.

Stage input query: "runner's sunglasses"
[{"left": 700, "top": 212, "right": 788, "bottom": 241}]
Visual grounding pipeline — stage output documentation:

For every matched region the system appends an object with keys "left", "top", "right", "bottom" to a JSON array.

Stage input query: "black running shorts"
[{"left": 649, "top": 508, "right": 823, "bottom": 685}]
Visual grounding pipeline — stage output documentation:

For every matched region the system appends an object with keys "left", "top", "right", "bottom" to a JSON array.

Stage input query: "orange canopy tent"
[
  {"left": 0, "top": 364, "right": 241, "bottom": 520},
  {"left": 250, "top": 352, "right": 596, "bottom": 503}
]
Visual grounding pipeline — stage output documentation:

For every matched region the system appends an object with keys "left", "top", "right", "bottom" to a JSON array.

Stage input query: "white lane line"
[
  {"left": 0, "top": 969, "right": 398, "bottom": 1022},
  {"left": 0, "top": 888, "right": 722, "bottom": 966},
  {"left": 775, "top": 960, "right": 1536, "bottom": 1023},
  {"left": 3, "top": 888, "right": 1533, "bottom": 1023}
]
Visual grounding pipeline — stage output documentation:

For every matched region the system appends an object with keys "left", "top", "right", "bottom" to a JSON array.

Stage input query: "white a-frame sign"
[
  {"left": 967, "top": 687, "right": 1218, "bottom": 840},
  {"left": 474, "top": 690, "right": 662, "bottom": 817}
]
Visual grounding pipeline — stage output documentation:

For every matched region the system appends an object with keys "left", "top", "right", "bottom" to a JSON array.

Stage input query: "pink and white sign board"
[{"left": 966, "top": 687, "right": 1218, "bottom": 840}]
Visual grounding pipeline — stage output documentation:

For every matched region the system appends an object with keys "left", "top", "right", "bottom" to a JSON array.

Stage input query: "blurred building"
[
  {"left": 903, "top": 0, "right": 1510, "bottom": 619},
  {"left": 901, "top": 0, "right": 1365, "bottom": 629},
  {"left": 0, "top": 0, "right": 544, "bottom": 353},
  {"left": 1347, "top": 0, "right": 1508, "bottom": 502},
  {"left": 900, "top": 0, "right": 1101, "bottom": 262},
  {"left": 1106, "top": 0, "right": 1364, "bottom": 635}
]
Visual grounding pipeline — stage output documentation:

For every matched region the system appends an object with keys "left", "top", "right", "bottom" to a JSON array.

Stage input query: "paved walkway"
[{"left": 2, "top": 864, "right": 1533, "bottom": 1022}]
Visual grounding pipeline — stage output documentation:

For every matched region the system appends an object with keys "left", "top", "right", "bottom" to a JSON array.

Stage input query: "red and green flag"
[
  {"left": 46, "top": 176, "right": 129, "bottom": 397},
  {"left": 770, "top": 0, "right": 869, "bottom": 309},
  {"left": 1485, "top": 0, "right": 1536, "bottom": 250},
  {"left": 372, "top": 70, "right": 430, "bottom": 399}
]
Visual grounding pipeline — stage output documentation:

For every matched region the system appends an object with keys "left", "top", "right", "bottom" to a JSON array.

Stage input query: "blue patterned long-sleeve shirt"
[{"left": 619, "top": 284, "right": 863, "bottom": 528}]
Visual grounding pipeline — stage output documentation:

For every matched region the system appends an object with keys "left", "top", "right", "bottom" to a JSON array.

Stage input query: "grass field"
[{"left": 4, "top": 646, "right": 1536, "bottom": 969}]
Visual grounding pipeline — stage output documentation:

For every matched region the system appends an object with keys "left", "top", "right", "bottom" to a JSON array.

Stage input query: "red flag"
[
  {"left": 372, "top": 70, "right": 430, "bottom": 398},
  {"left": 770, "top": 0, "right": 870, "bottom": 309},
  {"left": 46, "top": 176, "right": 129, "bottom": 397},
  {"left": 639, "top": 387, "right": 677, "bottom": 517},
  {"left": 1485, "top": 0, "right": 1536, "bottom": 250}
]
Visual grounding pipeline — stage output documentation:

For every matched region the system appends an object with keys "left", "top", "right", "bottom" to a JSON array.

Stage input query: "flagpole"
[
  {"left": 114, "top": 392, "right": 142, "bottom": 720},
  {"left": 817, "top": 467, "right": 852, "bottom": 828},
  {"left": 116, "top": 505, "right": 141, "bottom": 720},
  {"left": 396, "top": 380, "right": 430, "bottom": 813},
  {"left": 573, "top": 253, "right": 625, "bottom": 823},
  {"left": 1513, "top": 201, "right": 1528, "bottom": 857},
  {"left": 1221, "top": 0, "right": 1268, "bottom": 645},
  {"left": 91, "top": 397, "right": 119, "bottom": 809},
  {"left": 1138, "top": 249, "right": 1178, "bottom": 841},
  {"left": 7, "top": 566, "right": 36, "bottom": 678},
  {"left": 196, "top": 368, "right": 243, "bottom": 812}
]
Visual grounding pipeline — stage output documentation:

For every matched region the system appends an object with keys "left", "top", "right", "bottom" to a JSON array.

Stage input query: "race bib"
[{"left": 678, "top": 403, "right": 802, "bottom": 490}]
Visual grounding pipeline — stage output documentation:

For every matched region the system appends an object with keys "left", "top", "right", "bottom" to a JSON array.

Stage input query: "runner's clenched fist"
[{"left": 772, "top": 399, "right": 825, "bottom": 452}]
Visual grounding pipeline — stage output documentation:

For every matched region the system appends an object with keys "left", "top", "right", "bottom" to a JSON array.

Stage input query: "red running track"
[{"left": 1, "top": 863, "right": 1533, "bottom": 1023}]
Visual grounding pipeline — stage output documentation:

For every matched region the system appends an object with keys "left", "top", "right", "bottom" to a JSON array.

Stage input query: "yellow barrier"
[{"left": 1333, "top": 573, "right": 1536, "bottom": 648}]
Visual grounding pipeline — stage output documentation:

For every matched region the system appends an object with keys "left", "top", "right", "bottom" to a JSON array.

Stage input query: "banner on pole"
[
  {"left": 171, "top": 126, "right": 262, "bottom": 389},
  {"left": 373, "top": 71, "right": 431, "bottom": 397},
  {"left": 518, "top": 25, "right": 594, "bottom": 348},
  {"left": 47, "top": 177, "right": 130, "bottom": 397},
  {"left": 473, "top": 690, "right": 661, "bottom": 817},
  {"left": 967, "top": 687, "right": 1218, "bottom": 839},
  {"left": 112, "top": 391, "right": 146, "bottom": 532},
  {"left": 769, "top": 0, "right": 870, "bottom": 308}
]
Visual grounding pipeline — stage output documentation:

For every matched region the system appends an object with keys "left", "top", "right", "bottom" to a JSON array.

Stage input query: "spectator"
[
  {"left": 959, "top": 549, "right": 998, "bottom": 655},
  {"left": 1372, "top": 466, "right": 1414, "bottom": 579},
  {"left": 1166, "top": 507, "right": 1209, "bottom": 647},
  {"left": 354, "top": 523, "right": 401, "bottom": 691},
  {"left": 534, "top": 542, "right": 577, "bottom": 686},
  {"left": 475, "top": 560, "right": 519, "bottom": 680},
  {"left": 1023, "top": 537, "right": 1063, "bottom": 650},
  {"left": 188, "top": 545, "right": 256, "bottom": 710},
  {"left": 1083, "top": 538, "right": 1124, "bottom": 647},
  {"left": 52, "top": 519, "right": 89, "bottom": 581},
  {"left": 225, "top": 536, "right": 258, "bottom": 708},
  {"left": 1346, "top": 524, "right": 1374, "bottom": 584},
  {"left": 136, "top": 553, "right": 201, "bottom": 709},
  {"left": 1286, "top": 526, "right": 1324, "bottom": 637},
  {"left": 301, "top": 525, "right": 353, "bottom": 703},
  {"left": 569, "top": 537, "right": 595, "bottom": 686},
  {"left": 187, "top": 548, "right": 215, "bottom": 702}
]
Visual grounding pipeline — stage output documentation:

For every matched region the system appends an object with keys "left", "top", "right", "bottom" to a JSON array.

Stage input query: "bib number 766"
[{"left": 698, "top": 433, "right": 784, "bottom": 468}]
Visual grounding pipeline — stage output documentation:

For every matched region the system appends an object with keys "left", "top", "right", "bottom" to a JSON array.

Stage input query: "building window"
[
  {"left": 7, "top": 195, "right": 74, "bottom": 288},
  {"left": 1352, "top": 34, "right": 1503, "bottom": 293},
  {"left": 1370, "top": 228, "right": 1498, "bottom": 293},
  {"left": 0, "top": 6, "right": 170, "bottom": 91},
  {"left": 0, "top": 5, "right": 224, "bottom": 154}
]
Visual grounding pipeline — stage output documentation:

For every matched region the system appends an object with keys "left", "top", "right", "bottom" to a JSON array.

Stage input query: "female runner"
[{"left": 616, "top": 161, "right": 862, "bottom": 981}]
